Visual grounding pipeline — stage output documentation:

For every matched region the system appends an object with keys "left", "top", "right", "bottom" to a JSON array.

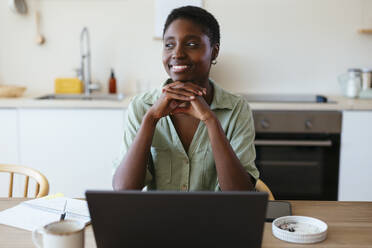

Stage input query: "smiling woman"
[{"left": 113, "top": 6, "right": 259, "bottom": 192}]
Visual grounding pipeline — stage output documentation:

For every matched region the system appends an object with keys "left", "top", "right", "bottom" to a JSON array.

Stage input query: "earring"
[{"left": 212, "top": 59, "right": 217, "bottom": 65}]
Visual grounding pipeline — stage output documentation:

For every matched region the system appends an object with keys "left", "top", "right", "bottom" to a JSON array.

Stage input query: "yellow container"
[{"left": 54, "top": 78, "right": 83, "bottom": 94}]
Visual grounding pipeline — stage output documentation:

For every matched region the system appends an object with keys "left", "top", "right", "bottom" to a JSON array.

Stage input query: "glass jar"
[
  {"left": 338, "top": 69, "right": 362, "bottom": 98},
  {"left": 346, "top": 69, "right": 361, "bottom": 98}
]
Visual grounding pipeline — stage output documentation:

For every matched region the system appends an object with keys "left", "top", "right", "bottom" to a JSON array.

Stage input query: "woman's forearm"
[
  {"left": 113, "top": 112, "right": 158, "bottom": 190},
  {"left": 204, "top": 115, "right": 254, "bottom": 191}
]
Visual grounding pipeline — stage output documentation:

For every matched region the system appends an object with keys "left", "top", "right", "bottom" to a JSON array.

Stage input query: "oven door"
[{"left": 255, "top": 133, "right": 339, "bottom": 200}]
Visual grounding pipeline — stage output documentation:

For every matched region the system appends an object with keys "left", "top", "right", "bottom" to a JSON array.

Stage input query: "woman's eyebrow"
[
  {"left": 164, "top": 35, "right": 202, "bottom": 41},
  {"left": 164, "top": 36, "right": 175, "bottom": 42},
  {"left": 183, "top": 35, "right": 202, "bottom": 40}
]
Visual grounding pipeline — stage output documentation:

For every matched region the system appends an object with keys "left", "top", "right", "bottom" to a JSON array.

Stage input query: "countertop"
[
  {"left": 1, "top": 198, "right": 372, "bottom": 247},
  {"left": 0, "top": 93, "right": 132, "bottom": 109},
  {"left": 0, "top": 93, "right": 372, "bottom": 110}
]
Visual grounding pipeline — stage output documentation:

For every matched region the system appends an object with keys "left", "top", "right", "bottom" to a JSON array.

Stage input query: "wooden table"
[{"left": 1, "top": 198, "right": 372, "bottom": 247}]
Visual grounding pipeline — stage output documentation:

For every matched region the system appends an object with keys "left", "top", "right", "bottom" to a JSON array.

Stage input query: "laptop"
[{"left": 86, "top": 190, "right": 268, "bottom": 248}]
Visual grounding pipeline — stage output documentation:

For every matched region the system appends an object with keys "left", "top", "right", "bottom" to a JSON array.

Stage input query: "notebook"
[
  {"left": 86, "top": 190, "right": 268, "bottom": 248},
  {"left": 0, "top": 196, "right": 90, "bottom": 231}
]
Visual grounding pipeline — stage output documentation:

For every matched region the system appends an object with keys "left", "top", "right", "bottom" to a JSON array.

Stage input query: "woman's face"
[{"left": 162, "top": 18, "right": 218, "bottom": 85}]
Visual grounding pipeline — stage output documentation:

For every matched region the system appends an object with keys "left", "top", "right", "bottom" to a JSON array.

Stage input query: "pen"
[{"left": 60, "top": 200, "right": 67, "bottom": 221}]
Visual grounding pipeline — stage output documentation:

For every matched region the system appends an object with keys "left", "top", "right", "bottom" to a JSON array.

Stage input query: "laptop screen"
[{"left": 86, "top": 190, "right": 268, "bottom": 248}]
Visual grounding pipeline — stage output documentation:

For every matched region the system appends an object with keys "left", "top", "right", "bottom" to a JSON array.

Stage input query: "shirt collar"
[
  {"left": 143, "top": 78, "right": 233, "bottom": 110},
  {"left": 209, "top": 79, "right": 234, "bottom": 110}
]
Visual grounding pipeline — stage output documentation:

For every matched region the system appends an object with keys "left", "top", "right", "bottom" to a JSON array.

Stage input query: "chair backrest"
[
  {"left": 0, "top": 164, "right": 49, "bottom": 198},
  {"left": 256, "top": 179, "right": 275, "bottom": 200}
]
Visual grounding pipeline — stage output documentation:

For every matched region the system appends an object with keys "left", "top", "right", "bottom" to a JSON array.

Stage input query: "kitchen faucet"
[
  {"left": 80, "top": 27, "right": 92, "bottom": 96},
  {"left": 35, "top": 27, "right": 123, "bottom": 101}
]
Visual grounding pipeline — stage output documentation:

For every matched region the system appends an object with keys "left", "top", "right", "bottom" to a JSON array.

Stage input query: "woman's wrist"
[
  {"left": 202, "top": 111, "right": 218, "bottom": 125},
  {"left": 144, "top": 110, "right": 160, "bottom": 127}
]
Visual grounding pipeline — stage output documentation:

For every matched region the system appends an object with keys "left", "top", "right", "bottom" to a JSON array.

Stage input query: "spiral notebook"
[{"left": 0, "top": 196, "right": 90, "bottom": 231}]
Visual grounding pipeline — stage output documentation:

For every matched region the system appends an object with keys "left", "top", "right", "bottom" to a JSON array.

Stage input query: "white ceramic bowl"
[{"left": 272, "top": 216, "right": 328, "bottom": 244}]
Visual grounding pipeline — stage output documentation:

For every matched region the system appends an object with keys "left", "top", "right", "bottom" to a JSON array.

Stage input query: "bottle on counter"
[{"left": 108, "top": 69, "right": 117, "bottom": 94}]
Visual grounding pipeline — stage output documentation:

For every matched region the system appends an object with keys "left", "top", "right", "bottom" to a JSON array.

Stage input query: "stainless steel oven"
[{"left": 253, "top": 111, "right": 341, "bottom": 200}]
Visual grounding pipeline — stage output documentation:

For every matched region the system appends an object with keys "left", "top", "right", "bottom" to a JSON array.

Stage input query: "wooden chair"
[
  {"left": 256, "top": 179, "right": 275, "bottom": 200},
  {"left": 0, "top": 164, "right": 49, "bottom": 198}
]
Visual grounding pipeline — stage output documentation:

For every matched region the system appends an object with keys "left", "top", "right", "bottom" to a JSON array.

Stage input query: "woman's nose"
[{"left": 172, "top": 44, "right": 186, "bottom": 59}]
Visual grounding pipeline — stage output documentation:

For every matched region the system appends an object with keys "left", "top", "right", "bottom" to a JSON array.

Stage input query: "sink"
[{"left": 36, "top": 93, "right": 125, "bottom": 101}]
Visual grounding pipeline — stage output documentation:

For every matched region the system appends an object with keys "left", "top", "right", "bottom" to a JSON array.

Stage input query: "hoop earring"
[{"left": 212, "top": 59, "right": 217, "bottom": 65}]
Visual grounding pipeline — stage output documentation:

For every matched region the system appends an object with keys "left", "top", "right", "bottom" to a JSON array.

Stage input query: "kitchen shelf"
[{"left": 358, "top": 29, "right": 372, "bottom": 34}]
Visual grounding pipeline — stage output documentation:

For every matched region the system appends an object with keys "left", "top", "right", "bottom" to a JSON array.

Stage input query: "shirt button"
[{"left": 181, "top": 184, "right": 187, "bottom": 191}]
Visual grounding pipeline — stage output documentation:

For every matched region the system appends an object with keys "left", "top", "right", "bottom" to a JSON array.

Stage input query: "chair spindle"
[
  {"left": 35, "top": 184, "right": 40, "bottom": 198},
  {"left": 9, "top": 172, "right": 14, "bottom": 197}
]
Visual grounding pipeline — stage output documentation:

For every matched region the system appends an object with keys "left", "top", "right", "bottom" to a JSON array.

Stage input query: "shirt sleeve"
[
  {"left": 112, "top": 97, "right": 153, "bottom": 186},
  {"left": 228, "top": 97, "right": 259, "bottom": 183}
]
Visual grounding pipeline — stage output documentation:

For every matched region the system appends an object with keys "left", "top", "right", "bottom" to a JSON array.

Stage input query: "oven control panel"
[{"left": 253, "top": 111, "right": 341, "bottom": 133}]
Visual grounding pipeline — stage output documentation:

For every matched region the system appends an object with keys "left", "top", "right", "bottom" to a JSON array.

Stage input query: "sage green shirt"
[{"left": 114, "top": 79, "right": 259, "bottom": 191}]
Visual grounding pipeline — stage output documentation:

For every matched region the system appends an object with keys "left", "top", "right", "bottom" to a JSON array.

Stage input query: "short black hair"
[{"left": 163, "top": 6, "right": 220, "bottom": 46}]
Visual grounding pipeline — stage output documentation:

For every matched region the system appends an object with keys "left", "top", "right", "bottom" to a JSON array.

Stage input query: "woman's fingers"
[
  {"left": 164, "top": 81, "right": 206, "bottom": 96},
  {"left": 150, "top": 86, "right": 198, "bottom": 119},
  {"left": 163, "top": 91, "right": 195, "bottom": 101},
  {"left": 153, "top": 81, "right": 209, "bottom": 119},
  {"left": 171, "top": 85, "right": 203, "bottom": 96},
  {"left": 172, "top": 83, "right": 205, "bottom": 96},
  {"left": 163, "top": 87, "right": 196, "bottom": 99}
]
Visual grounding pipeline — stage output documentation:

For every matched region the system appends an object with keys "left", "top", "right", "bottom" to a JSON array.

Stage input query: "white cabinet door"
[
  {"left": 339, "top": 111, "right": 372, "bottom": 201},
  {"left": 19, "top": 109, "right": 125, "bottom": 198},
  {"left": 0, "top": 109, "right": 18, "bottom": 164},
  {"left": 0, "top": 109, "right": 20, "bottom": 196}
]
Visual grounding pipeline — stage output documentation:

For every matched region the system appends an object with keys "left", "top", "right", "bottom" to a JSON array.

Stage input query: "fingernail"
[
  {"left": 198, "top": 91, "right": 203, "bottom": 95},
  {"left": 190, "top": 96, "right": 195, "bottom": 99}
]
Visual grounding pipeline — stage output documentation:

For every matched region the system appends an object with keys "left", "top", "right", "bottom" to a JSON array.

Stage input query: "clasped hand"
[{"left": 149, "top": 81, "right": 214, "bottom": 122}]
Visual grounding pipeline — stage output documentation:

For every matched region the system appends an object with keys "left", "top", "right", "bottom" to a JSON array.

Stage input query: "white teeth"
[
  {"left": 171, "top": 65, "right": 189, "bottom": 72},
  {"left": 173, "top": 65, "right": 188, "bottom": 69}
]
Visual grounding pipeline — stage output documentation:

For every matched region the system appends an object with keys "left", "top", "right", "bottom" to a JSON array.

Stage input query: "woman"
[{"left": 113, "top": 6, "right": 258, "bottom": 191}]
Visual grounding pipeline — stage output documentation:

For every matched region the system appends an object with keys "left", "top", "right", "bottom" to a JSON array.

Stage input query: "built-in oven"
[{"left": 253, "top": 111, "right": 341, "bottom": 200}]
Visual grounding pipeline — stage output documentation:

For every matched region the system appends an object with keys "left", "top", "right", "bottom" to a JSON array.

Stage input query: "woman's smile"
[{"left": 169, "top": 64, "right": 192, "bottom": 73}]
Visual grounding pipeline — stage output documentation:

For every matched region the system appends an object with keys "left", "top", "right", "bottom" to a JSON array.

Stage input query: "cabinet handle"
[
  {"left": 257, "top": 161, "right": 319, "bottom": 166},
  {"left": 254, "top": 140, "right": 332, "bottom": 147}
]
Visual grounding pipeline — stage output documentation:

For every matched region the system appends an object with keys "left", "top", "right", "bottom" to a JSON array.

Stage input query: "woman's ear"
[{"left": 211, "top": 43, "right": 220, "bottom": 61}]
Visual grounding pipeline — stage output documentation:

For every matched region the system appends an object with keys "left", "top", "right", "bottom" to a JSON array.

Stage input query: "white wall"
[{"left": 1, "top": 0, "right": 372, "bottom": 95}]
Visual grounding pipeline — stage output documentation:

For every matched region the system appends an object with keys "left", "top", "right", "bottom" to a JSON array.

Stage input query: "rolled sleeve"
[
  {"left": 112, "top": 97, "right": 153, "bottom": 185},
  {"left": 229, "top": 98, "right": 259, "bottom": 182}
]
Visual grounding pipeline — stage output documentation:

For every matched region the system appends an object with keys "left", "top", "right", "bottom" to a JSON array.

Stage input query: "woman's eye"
[
  {"left": 165, "top": 43, "right": 174, "bottom": 49},
  {"left": 187, "top": 42, "right": 198, "bottom": 47}
]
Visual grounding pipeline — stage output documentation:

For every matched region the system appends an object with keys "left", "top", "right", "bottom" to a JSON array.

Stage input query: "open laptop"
[{"left": 86, "top": 190, "right": 268, "bottom": 248}]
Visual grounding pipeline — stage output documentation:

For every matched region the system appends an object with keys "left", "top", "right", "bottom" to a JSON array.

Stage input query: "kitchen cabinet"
[
  {"left": 339, "top": 111, "right": 372, "bottom": 201},
  {"left": 0, "top": 109, "right": 19, "bottom": 164},
  {"left": 0, "top": 109, "right": 20, "bottom": 196},
  {"left": 18, "top": 109, "right": 125, "bottom": 197}
]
